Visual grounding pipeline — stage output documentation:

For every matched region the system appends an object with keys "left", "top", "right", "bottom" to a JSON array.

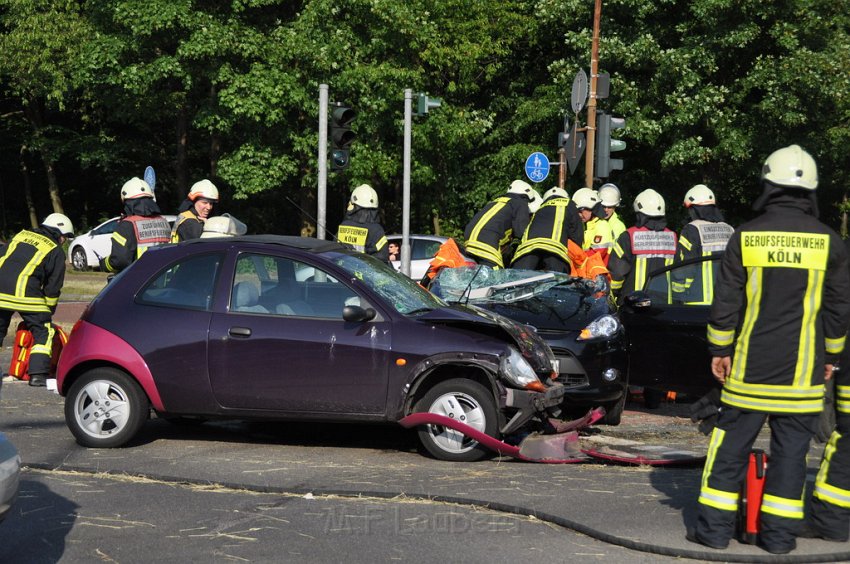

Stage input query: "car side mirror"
[
  {"left": 624, "top": 291, "right": 652, "bottom": 310},
  {"left": 343, "top": 305, "right": 376, "bottom": 322}
]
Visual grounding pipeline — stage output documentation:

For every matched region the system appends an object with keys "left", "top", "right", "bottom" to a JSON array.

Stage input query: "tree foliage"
[{"left": 0, "top": 0, "right": 846, "bottom": 237}]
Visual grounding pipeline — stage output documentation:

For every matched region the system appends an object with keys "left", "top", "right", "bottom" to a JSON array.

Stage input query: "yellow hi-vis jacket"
[
  {"left": 0, "top": 227, "right": 66, "bottom": 313},
  {"left": 707, "top": 203, "right": 850, "bottom": 414}
]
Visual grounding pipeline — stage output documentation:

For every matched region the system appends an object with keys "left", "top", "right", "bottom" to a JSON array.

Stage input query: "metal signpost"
[
  {"left": 317, "top": 84, "right": 329, "bottom": 240},
  {"left": 401, "top": 89, "right": 413, "bottom": 277}
]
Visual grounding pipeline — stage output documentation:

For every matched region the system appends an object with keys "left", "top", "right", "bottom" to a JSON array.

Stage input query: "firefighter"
[
  {"left": 671, "top": 184, "right": 735, "bottom": 304},
  {"left": 599, "top": 183, "right": 627, "bottom": 241},
  {"left": 171, "top": 179, "right": 219, "bottom": 242},
  {"left": 464, "top": 180, "right": 540, "bottom": 268},
  {"left": 691, "top": 145, "right": 850, "bottom": 554},
  {"left": 573, "top": 188, "right": 614, "bottom": 263},
  {"left": 102, "top": 177, "right": 170, "bottom": 273},
  {"left": 511, "top": 186, "right": 583, "bottom": 273},
  {"left": 607, "top": 188, "right": 677, "bottom": 300},
  {"left": 803, "top": 236, "right": 850, "bottom": 542},
  {"left": 336, "top": 184, "right": 389, "bottom": 263},
  {"left": 0, "top": 213, "right": 75, "bottom": 387}
]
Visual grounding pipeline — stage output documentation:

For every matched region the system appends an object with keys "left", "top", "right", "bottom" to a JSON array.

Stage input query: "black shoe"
[
  {"left": 798, "top": 523, "right": 848, "bottom": 542},
  {"left": 28, "top": 374, "right": 46, "bottom": 387},
  {"left": 757, "top": 539, "right": 795, "bottom": 555},
  {"left": 686, "top": 529, "right": 729, "bottom": 550}
]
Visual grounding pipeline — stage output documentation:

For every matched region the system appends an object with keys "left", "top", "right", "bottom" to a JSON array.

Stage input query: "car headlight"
[
  {"left": 500, "top": 347, "right": 542, "bottom": 389},
  {"left": 578, "top": 314, "right": 621, "bottom": 341}
]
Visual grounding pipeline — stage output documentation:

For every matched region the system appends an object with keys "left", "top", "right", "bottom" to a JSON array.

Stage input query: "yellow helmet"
[
  {"left": 761, "top": 144, "right": 818, "bottom": 190},
  {"left": 633, "top": 189, "right": 666, "bottom": 216},
  {"left": 683, "top": 184, "right": 715, "bottom": 207}
]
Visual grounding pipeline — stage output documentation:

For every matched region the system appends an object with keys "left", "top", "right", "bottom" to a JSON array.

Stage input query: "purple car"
[{"left": 57, "top": 236, "right": 566, "bottom": 461}]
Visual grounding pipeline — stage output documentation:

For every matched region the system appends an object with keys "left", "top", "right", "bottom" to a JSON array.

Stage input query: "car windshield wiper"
[{"left": 405, "top": 307, "right": 435, "bottom": 315}]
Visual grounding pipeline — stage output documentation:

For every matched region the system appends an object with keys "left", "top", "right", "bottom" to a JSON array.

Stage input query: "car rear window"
[{"left": 137, "top": 253, "right": 222, "bottom": 311}]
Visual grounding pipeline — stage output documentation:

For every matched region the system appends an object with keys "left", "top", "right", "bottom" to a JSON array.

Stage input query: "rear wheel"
[
  {"left": 71, "top": 247, "right": 89, "bottom": 271},
  {"left": 414, "top": 379, "right": 498, "bottom": 462},
  {"left": 65, "top": 368, "right": 149, "bottom": 448}
]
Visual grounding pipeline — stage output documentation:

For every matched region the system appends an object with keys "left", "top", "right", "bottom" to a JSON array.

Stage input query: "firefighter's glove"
[{"left": 690, "top": 388, "right": 721, "bottom": 436}]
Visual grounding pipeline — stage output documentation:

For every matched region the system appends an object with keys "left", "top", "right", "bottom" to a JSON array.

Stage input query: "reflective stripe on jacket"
[{"left": 0, "top": 228, "right": 65, "bottom": 313}]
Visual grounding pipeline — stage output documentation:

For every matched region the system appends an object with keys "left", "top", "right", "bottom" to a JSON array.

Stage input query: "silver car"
[{"left": 0, "top": 380, "right": 20, "bottom": 522}]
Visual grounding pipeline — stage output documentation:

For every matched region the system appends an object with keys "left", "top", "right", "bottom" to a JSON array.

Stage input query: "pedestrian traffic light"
[
  {"left": 330, "top": 103, "right": 356, "bottom": 171},
  {"left": 595, "top": 111, "right": 626, "bottom": 179}
]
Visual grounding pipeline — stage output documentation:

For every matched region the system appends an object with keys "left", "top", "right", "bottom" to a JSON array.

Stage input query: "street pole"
[
  {"left": 584, "top": 0, "right": 603, "bottom": 189},
  {"left": 559, "top": 147, "right": 566, "bottom": 189},
  {"left": 401, "top": 89, "right": 412, "bottom": 277},
  {"left": 317, "top": 84, "right": 329, "bottom": 240}
]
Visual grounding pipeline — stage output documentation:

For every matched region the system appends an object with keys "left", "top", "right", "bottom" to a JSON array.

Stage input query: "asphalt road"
[{"left": 1, "top": 381, "right": 848, "bottom": 563}]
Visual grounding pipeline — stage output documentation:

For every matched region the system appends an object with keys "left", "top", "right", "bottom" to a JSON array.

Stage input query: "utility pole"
[
  {"left": 401, "top": 89, "right": 413, "bottom": 277},
  {"left": 317, "top": 84, "right": 329, "bottom": 240},
  {"left": 584, "top": 0, "right": 603, "bottom": 189}
]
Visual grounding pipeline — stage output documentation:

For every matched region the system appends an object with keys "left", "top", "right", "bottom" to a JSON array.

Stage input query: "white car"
[
  {"left": 0, "top": 381, "right": 20, "bottom": 523},
  {"left": 386, "top": 235, "right": 473, "bottom": 280},
  {"left": 69, "top": 215, "right": 176, "bottom": 271}
]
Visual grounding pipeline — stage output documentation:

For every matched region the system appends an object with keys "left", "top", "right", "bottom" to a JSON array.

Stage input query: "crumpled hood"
[{"left": 416, "top": 304, "right": 555, "bottom": 374}]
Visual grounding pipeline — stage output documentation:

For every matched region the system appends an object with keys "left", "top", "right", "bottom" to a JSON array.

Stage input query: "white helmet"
[
  {"left": 573, "top": 187, "right": 600, "bottom": 210},
  {"left": 543, "top": 187, "right": 569, "bottom": 200},
  {"left": 42, "top": 213, "right": 74, "bottom": 237},
  {"left": 684, "top": 184, "right": 716, "bottom": 207},
  {"left": 507, "top": 179, "right": 534, "bottom": 197},
  {"left": 188, "top": 179, "right": 220, "bottom": 202},
  {"left": 528, "top": 189, "right": 543, "bottom": 214},
  {"left": 598, "top": 183, "right": 621, "bottom": 207},
  {"left": 200, "top": 214, "right": 247, "bottom": 238},
  {"left": 350, "top": 184, "right": 379, "bottom": 209},
  {"left": 633, "top": 188, "right": 666, "bottom": 216},
  {"left": 120, "top": 177, "right": 154, "bottom": 201},
  {"left": 761, "top": 144, "right": 818, "bottom": 190}
]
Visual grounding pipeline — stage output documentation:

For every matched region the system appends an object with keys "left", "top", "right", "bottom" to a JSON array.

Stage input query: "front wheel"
[
  {"left": 414, "top": 379, "right": 498, "bottom": 462},
  {"left": 65, "top": 368, "right": 149, "bottom": 448},
  {"left": 71, "top": 247, "right": 89, "bottom": 271}
]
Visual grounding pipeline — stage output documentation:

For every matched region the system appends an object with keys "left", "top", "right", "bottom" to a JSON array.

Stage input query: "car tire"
[
  {"left": 414, "top": 379, "right": 498, "bottom": 462},
  {"left": 600, "top": 392, "right": 626, "bottom": 426},
  {"left": 65, "top": 368, "right": 149, "bottom": 448},
  {"left": 71, "top": 247, "right": 89, "bottom": 271}
]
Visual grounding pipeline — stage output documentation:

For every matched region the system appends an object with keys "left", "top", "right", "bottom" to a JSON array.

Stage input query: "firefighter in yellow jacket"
[
  {"left": 801, "top": 235, "right": 850, "bottom": 542},
  {"left": 102, "top": 177, "right": 170, "bottom": 273},
  {"left": 598, "top": 183, "right": 627, "bottom": 241},
  {"left": 0, "top": 213, "right": 75, "bottom": 387},
  {"left": 691, "top": 145, "right": 850, "bottom": 554},
  {"left": 573, "top": 188, "right": 614, "bottom": 263},
  {"left": 171, "top": 179, "right": 219, "bottom": 242},
  {"left": 464, "top": 180, "right": 540, "bottom": 268},
  {"left": 511, "top": 187, "right": 583, "bottom": 272},
  {"left": 671, "top": 184, "right": 734, "bottom": 304},
  {"left": 337, "top": 184, "right": 389, "bottom": 263}
]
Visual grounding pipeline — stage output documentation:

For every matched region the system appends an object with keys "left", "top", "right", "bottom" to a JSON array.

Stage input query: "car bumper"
[
  {"left": 502, "top": 382, "right": 566, "bottom": 434},
  {"left": 0, "top": 433, "right": 20, "bottom": 522},
  {"left": 550, "top": 335, "right": 629, "bottom": 408}
]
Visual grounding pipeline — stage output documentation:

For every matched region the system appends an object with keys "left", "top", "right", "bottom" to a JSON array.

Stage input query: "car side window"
[
  {"left": 93, "top": 219, "right": 118, "bottom": 236},
  {"left": 233, "top": 253, "right": 361, "bottom": 319},
  {"left": 138, "top": 253, "right": 222, "bottom": 310},
  {"left": 412, "top": 239, "right": 441, "bottom": 261}
]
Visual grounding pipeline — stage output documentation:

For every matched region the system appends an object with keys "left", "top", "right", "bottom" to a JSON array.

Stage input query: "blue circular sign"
[{"left": 525, "top": 152, "right": 550, "bottom": 183}]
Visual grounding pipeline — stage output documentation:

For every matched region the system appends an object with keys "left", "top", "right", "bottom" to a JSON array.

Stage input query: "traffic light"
[
  {"left": 595, "top": 111, "right": 626, "bottom": 179},
  {"left": 330, "top": 104, "right": 356, "bottom": 171},
  {"left": 415, "top": 93, "right": 441, "bottom": 116}
]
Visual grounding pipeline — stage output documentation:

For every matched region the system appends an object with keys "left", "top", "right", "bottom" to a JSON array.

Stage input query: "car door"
[
  {"left": 91, "top": 218, "right": 120, "bottom": 260},
  {"left": 207, "top": 251, "right": 393, "bottom": 414},
  {"left": 620, "top": 256, "right": 719, "bottom": 395}
]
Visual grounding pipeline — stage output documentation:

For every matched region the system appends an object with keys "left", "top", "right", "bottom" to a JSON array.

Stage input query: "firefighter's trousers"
[
  {"left": 808, "top": 408, "right": 850, "bottom": 541},
  {"left": 0, "top": 309, "right": 54, "bottom": 376},
  {"left": 696, "top": 406, "right": 818, "bottom": 551}
]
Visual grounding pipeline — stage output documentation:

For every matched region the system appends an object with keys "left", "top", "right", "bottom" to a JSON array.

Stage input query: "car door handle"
[{"left": 228, "top": 327, "right": 252, "bottom": 337}]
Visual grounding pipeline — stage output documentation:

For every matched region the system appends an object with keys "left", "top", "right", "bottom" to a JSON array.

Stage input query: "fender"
[{"left": 56, "top": 321, "right": 165, "bottom": 411}]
